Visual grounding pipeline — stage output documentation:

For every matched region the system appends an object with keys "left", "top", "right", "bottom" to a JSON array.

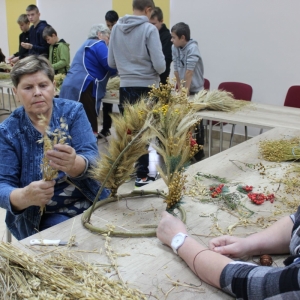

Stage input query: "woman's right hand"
[
  {"left": 209, "top": 235, "right": 250, "bottom": 258},
  {"left": 23, "top": 180, "right": 55, "bottom": 207}
]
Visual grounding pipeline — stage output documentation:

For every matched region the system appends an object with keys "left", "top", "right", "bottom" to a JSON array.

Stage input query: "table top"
[
  {"left": 19, "top": 127, "right": 298, "bottom": 299},
  {"left": 197, "top": 102, "right": 300, "bottom": 129}
]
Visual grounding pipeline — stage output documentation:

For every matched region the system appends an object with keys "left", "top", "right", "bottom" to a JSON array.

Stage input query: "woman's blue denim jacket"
[{"left": 0, "top": 98, "right": 110, "bottom": 240}]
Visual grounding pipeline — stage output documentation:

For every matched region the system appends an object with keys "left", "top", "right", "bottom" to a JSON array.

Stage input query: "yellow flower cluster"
[{"left": 165, "top": 171, "right": 187, "bottom": 209}]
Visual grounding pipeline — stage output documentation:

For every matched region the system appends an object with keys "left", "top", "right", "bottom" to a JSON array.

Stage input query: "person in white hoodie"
[
  {"left": 171, "top": 22, "right": 205, "bottom": 161},
  {"left": 108, "top": 0, "right": 166, "bottom": 187}
]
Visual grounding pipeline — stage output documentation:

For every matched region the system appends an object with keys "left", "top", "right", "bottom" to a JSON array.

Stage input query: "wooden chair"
[
  {"left": 216, "top": 82, "right": 253, "bottom": 150},
  {"left": 284, "top": 86, "right": 300, "bottom": 108},
  {"left": 204, "top": 78, "right": 210, "bottom": 90},
  {"left": 261, "top": 85, "right": 300, "bottom": 135}
]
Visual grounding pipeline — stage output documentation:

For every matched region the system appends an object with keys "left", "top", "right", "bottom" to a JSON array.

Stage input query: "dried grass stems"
[
  {"left": 106, "top": 76, "right": 120, "bottom": 91},
  {"left": 54, "top": 73, "right": 66, "bottom": 91},
  {"left": 0, "top": 62, "right": 12, "bottom": 71},
  {"left": 37, "top": 115, "right": 71, "bottom": 212},
  {"left": 259, "top": 138, "right": 300, "bottom": 162},
  {"left": 0, "top": 242, "right": 146, "bottom": 300},
  {"left": 89, "top": 99, "right": 151, "bottom": 196},
  {"left": 145, "top": 82, "right": 203, "bottom": 209},
  {"left": 0, "top": 72, "right": 11, "bottom": 80},
  {"left": 191, "top": 89, "right": 251, "bottom": 112}
]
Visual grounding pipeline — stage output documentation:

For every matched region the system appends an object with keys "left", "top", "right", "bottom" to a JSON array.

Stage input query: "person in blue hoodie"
[
  {"left": 108, "top": 0, "right": 165, "bottom": 187},
  {"left": 21, "top": 4, "right": 49, "bottom": 57}
]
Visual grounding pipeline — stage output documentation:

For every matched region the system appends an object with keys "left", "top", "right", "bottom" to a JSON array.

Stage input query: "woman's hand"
[
  {"left": 24, "top": 180, "right": 55, "bottom": 207},
  {"left": 209, "top": 235, "right": 250, "bottom": 258},
  {"left": 46, "top": 144, "right": 77, "bottom": 174},
  {"left": 156, "top": 211, "right": 188, "bottom": 247},
  {"left": 10, "top": 180, "right": 55, "bottom": 211}
]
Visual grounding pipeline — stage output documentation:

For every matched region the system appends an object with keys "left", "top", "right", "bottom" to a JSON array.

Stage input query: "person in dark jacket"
[
  {"left": 8, "top": 14, "right": 30, "bottom": 64},
  {"left": 21, "top": 4, "right": 49, "bottom": 57},
  {"left": 150, "top": 7, "right": 172, "bottom": 85},
  {"left": 98, "top": 10, "right": 120, "bottom": 138}
]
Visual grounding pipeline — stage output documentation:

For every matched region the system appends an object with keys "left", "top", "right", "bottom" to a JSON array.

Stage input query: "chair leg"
[
  {"left": 6, "top": 228, "right": 12, "bottom": 242},
  {"left": 245, "top": 126, "right": 248, "bottom": 141},
  {"left": 229, "top": 124, "right": 236, "bottom": 148},
  {"left": 220, "top": 123, "right": 223, "bottom": 152},
  {"left": 208, "top": 120, "right": 212, "bottom": 157}
]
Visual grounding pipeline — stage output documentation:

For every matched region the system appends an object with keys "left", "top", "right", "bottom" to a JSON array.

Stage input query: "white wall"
[
  {"left": 37, "top": 0, "right": 112, "bottom": 61},
  {"left": 170, "top": 0, "right": 300, "bottom": 136},
  {"left": 0, "top": 0, "right": 9, "bottom": 58}
]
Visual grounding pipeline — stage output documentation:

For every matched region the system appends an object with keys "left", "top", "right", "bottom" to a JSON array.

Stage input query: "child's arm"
[
  {"left": 184, "top": 45, "right": 201, "bottom": 93},
  {"left": 174, "top": 71, "right": 181, "bottom": 90},
  {"left": 184, "top": 70, "right": 194, "bottom": 94},
  {"left": 172, "top": 46, "right": 181, "bottom": 89}
]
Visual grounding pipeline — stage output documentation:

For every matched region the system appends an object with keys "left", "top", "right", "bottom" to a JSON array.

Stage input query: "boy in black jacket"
[
  {"left": 150, "top": 7, "right": 172, "bottom": 84},
  {"left": 21, "top": 4, "right": 49, "bottom": 57},
  {"left": 8, "top": 14, "right": 30, "bottom": 64}
]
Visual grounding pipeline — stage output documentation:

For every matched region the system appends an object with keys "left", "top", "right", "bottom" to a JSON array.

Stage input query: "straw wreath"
[{"left": 82, "top": 79, "right": 254, "bottom": 235}]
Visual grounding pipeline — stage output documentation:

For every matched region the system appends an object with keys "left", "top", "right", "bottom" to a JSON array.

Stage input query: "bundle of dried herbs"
[
  {"left": 191, "top": 89, "right": 251, "bottom": 112},
  {"left": 259, "top": 138, "right": 300, "bottom": 162}
]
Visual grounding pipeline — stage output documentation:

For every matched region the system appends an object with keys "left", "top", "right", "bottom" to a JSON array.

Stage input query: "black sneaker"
[
  {"left": 135, "top": 176, "right": 156, "bottom": 188},
  {"left": 98, "top": 129, "right": 111, "bottom": 139}
]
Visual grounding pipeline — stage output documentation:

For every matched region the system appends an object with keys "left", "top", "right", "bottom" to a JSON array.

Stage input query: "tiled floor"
[{"left": 0, "top": 97, "right": 239, "bottom": 241}]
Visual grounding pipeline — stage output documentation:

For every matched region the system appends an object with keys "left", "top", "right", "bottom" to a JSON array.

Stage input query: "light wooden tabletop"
[
  {"left": 197, "top": 102, "right": 300, "bottom": 129},
  {"left": 197, "top": 102, "right": 300, "bottom": 156},
  {"left": 19, "top": 127, "right": 298, "bottom": 299}
]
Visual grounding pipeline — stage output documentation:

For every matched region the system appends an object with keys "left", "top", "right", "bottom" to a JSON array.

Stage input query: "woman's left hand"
[{"left": 46, "top": 144, "right": 76, "bottom": 174}]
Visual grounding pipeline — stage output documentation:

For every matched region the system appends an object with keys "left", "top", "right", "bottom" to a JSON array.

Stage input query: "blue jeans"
[{"left": 39, "top": 213, "right": 70, "bottom": 231}]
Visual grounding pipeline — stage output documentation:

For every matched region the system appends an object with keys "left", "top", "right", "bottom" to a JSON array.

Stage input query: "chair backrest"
[
  {"left": 284, "top": 86, "right": 300, "bottom": 108},
  {"left": 204, "top": 78, "right": 210, "bottom": 90},
  {"left": 218, "top": 82, "right": 253, "bottom": 101}
]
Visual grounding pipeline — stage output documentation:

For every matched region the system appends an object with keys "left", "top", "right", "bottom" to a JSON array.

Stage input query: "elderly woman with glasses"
[
  {"left": 0, "top": 55, "right": 110, "bottom": 240},
  {"left": 60, "top": 24, "right": 117, "bottom": 137}
]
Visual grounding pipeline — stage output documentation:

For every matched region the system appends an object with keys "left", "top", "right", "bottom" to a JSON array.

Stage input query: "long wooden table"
[
  {"left": 18, "top": 127, "right": 298, "bottom": 299},
  {"left": 0, "top": 77, "right": 17, "bottom": 115},
  {"left": 197, "top": 102, "right": 300, "bottom": 156}
]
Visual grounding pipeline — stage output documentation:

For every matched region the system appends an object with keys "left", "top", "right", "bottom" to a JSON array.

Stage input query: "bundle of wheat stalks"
[
  {"left": 259, "top": 138, "right": 300, "bottom": 162},
  {"left": 191, "top": 89, "right": 250, "bottom": 112},
  {"left": 54, "top": 73, "right": 66, "bottom": 91},
  {"left": 0, "top": 242, "right": 146, "bottom": 300},
  {"left": 89, "top": 99, "right": 150, "bottom": 196},
  {"left": 106, "top": 76, "right": 120, "bottom": 91},
  {"left": 90, "top": 80, "right": 203, "bottom": 209},
  {"left": 0, "top": 62, "right": 12, "bottom": 71},
  {"left": 37, "top": 115, "right": 71, "bottom": 212},
  {"left": 0, "top": 72, "right": 11, "bottom": 80}
]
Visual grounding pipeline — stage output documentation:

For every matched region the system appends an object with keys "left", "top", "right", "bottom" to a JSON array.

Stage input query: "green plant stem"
[
  {"left": 81, "top": 190, "right": 186, "bottom": 237},
  {"left": 85, "top": 126, "right": 150, "bottom": 223}
]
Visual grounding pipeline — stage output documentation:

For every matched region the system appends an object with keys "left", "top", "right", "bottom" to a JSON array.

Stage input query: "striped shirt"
[{"left": 220, "top": 206, "right": 300, "bottom": 299}]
